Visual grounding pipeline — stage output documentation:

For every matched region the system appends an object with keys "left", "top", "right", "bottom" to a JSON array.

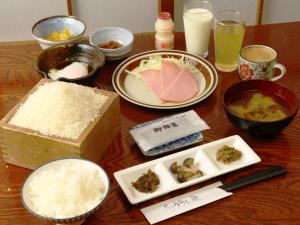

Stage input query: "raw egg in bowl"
[{"left": 37, "top": 43, "right": 105, "bottom": 81}]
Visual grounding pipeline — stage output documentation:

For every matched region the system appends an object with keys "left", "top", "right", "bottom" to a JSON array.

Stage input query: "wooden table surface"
[{"left": 1, "top": 22, "right": 300, "bottom": 225}]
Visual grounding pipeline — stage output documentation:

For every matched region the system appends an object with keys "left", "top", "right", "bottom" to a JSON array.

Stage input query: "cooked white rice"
[{"left": 26, "top": 161, "right": 106, "bottom": 218}]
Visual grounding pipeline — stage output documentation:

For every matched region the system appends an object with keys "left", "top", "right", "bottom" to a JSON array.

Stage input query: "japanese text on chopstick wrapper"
[{"left": 141, "top": 181, "right": 232, "bottom": 224}]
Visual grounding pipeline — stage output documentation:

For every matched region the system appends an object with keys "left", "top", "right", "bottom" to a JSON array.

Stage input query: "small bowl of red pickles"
[{"left": 90, "top": 27, "right": 134, "bottom": 61}]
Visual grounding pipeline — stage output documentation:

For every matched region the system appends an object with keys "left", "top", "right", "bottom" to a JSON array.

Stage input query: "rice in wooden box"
[{"left": 0, "top": 79, "right": 120, "bottom": 169}]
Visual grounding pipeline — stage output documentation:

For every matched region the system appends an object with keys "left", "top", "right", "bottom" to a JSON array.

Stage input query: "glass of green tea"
[{"left": 214, "top": 10, "right": 245, "bottom": 72}]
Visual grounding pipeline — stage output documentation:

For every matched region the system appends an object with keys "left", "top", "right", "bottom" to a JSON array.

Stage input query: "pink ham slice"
[
  {"left": 140, "top": 60, "right": 198, "bottom": 103},
  {"left": 161, "top": 68, "right": 198, "bottom": 102},
  {"left": 140, "top": 69, "right": 165, "bottom": 102},
  {"left": 160, "top": 61, "right": 181, "bottom": 92}
]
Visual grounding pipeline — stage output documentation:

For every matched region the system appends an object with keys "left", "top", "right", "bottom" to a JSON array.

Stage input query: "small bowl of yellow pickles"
[
  {"left": 223, "top": 80, "right": 299, "bottom": 136},
  {"left": 32, "top": 15, "right": 86, "bottom": 49}
]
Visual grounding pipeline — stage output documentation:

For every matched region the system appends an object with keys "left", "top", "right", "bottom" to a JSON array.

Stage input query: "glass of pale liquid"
[
  {"left": 214, "top": 10, "right": 245, "bottom": 72},
  {"left": 183, "top": 0, "right": 213, "bottom": 58}
]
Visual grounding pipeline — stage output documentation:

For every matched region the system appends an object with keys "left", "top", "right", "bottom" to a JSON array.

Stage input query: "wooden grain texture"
[
  {"left": 0, "top": 22, "right": 300, "bottom": 225},
  {"left": 256, "top": 0, "right": 264, "bottom": 25},
  {"left": 159, "top": 0, "right": 174, "bottom": 19},
  {"left": 0, "top": 79, "right": 120, "bottom": 169}
]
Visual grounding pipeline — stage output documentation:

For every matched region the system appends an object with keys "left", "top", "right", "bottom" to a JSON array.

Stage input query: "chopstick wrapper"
[
  {"left": 141, "top": 166, "right": 287, "bottom": 224},
  {"left": 130, "top": 110, "right": 209, "bottom": 152},
  {"left": 141, "top": 181, "right": 232, "bottom": 224}
]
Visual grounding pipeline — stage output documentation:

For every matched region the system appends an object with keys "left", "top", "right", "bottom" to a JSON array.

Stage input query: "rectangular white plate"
[{"left": 113, "top": 135, "right": 261, "bottom": 204}]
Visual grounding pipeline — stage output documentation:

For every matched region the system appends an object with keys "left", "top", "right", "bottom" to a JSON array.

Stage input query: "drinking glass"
[
  {"left": 214, "top": 10, "right": 245, "bottom": 72},
  {"left": 183, "top": 0, "right": 213, "bottom": 58}
]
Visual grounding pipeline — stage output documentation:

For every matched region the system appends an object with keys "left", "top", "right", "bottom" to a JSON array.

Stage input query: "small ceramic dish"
[
  {"left": 223, "top": 80, "right": 299, "bottom": 135},
  {"left": 32, "top": 15, "right": 86, "bottom": 49},
  {"left": 90, "top": 27, "right": 134, "bottom": 61},
  {"left": 114, "top": 135, "right": 261, "bottom": 204},
  {"left": 37, "top": 43, "right": 105, "bottom": 81},
  {"left": 21, "top": 158, "right": 110, "bottom": 225}
]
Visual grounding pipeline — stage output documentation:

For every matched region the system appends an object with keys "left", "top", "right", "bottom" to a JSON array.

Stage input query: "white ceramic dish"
[
  {"left": 90, "top": 27, "right": 134, "bottom": 61},
  {"left": 112, "top": 50, "right": 218, "bottom": 109},
  {"left": 114, "top": 135, "right": 261, "bottom": 204}
]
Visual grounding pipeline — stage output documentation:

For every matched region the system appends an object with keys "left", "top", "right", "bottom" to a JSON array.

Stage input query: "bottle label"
[{"left": 155, "top": 37, "right": 174, "bottom": 50}]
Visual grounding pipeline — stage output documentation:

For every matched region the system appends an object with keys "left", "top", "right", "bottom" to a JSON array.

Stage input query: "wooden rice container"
[{"left": 0, "top": 79, "right": 120, "bottom": 169}]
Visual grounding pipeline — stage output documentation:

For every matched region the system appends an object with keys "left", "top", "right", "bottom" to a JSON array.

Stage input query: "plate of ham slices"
[{"left": 112, "top": 50, "right": 218, "bottom": 109}]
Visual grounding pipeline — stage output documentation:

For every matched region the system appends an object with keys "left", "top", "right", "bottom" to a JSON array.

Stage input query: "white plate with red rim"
[
  {"left": 112, "top": 50, "right": 218, "bottom": 109},
  {"left": 114, "top": 135, "right": 261, "bottom": 204}
]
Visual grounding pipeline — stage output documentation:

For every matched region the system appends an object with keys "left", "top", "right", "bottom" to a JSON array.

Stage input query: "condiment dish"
[
  {"left": 223, "top": 80, "right": 299, "bottom": 136},
  {"left": 114, "top": 135, "right": 261, "bottom": 204},
  {"left": 90, "top": 27, "right": 134, "bottom": 61},
  {"left": 32, "top": 15, "right": 86, "bottom": 49},
  {"left": 37, "top": 43, "right": 105, "bottom": 81}
]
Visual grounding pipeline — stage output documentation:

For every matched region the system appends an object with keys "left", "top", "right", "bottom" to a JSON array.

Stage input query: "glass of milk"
[{"left": 183, "top": 0, "right": 213, "bottom": 58}]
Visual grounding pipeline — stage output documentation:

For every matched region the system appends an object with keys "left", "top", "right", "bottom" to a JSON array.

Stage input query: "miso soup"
[{"left": 227, "top": 91, "right": 291, "bottom": 122}]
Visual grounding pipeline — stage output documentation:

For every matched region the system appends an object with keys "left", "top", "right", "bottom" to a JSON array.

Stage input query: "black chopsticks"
[{"left": 219, "top": 166, "right": 287, "bottom": 192}]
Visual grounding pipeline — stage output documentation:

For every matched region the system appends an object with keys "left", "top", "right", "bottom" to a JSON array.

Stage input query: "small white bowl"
[
  {"left": 90, "top": 27, "right": 134, "bottom": 61},
  {"left": 32, "top": 15, "right": 86, "bottom": 49},
  {"left": 21, "top": 158, "right": 110, "bottom": 224}
]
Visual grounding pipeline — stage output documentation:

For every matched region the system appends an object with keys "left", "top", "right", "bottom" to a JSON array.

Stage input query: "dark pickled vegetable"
[
  {"left": 216, "top": 145, "right": 242, "bottom": 164},
  {"left": 132, "top": 169, "right": 160, "bottom": 193}
]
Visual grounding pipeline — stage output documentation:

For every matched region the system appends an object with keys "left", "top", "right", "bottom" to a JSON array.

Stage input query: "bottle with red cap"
[{"left": 155, "top": 12, "right": 174, "bottom": 50}]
